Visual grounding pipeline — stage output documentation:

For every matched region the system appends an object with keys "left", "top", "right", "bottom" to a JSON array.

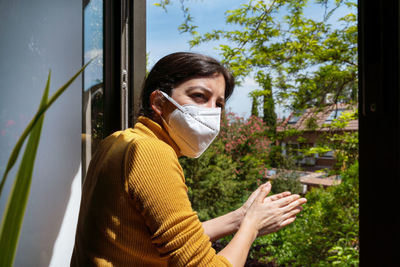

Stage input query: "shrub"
[
  {"left": 267, "top": 145, "right": 298, "bottom": 170},
  {"left": 270, "top": 171, "right": 303, "bottom": 195},
  {"left": 250, "top": 162, "right": 359, "bottom": 266},
  {"left": 181, "top": 112, "right": 273, "bottom": 220},
  {"left": 180, "top": 139, "right": 242, "bottom": 221},
  {"left": 182, "top": 112, "right": 359, "bottom": 266}
]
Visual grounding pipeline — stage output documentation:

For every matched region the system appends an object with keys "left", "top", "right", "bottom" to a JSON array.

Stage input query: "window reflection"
[{"left": 83, "top": 0, "right": 103, "bottom": 179}]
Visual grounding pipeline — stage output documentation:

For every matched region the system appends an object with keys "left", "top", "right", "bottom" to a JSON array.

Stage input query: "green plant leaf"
[
  {"left": 0, "top": 58, "right": 92, "bottom": 266},
  {"left": 0, "top": 71, "right": 50, "bottom": 267},
  {"left": 0, "top": 59, "right": 92, "bottom": 197}
]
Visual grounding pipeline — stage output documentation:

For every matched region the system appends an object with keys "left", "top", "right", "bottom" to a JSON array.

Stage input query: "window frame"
[
  {"left": 359, "top": 0, "right": 400, "bottom": 265},
  {"left": 82, "top": 0, "right": 145, "bottom": 179}
]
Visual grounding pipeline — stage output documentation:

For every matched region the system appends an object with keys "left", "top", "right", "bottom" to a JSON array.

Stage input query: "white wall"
[
  {"left": 49, "top": 170, "right": 81, "bottom": 267},
  {"left": 0, "top": 0, "right": 82, "bottom": 266}
]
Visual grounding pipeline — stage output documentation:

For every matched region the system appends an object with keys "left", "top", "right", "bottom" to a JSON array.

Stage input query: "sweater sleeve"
[{"left": 124, "top": 138, "right": 232, "bottom": 267}]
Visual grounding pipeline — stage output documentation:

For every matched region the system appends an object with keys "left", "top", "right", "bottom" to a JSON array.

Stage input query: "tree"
[
  {"left": 249, "top": 72, "right": 277, "bottom": 135},
  {"left": 249, "top": 86, "right": 277, "bottom": 135},
  {"left": 158, "top": 0, "right": 357, "bottom": 111},
  {"left": 250, "top": 93, "right": 259, "bottom": 117},
  {"left": 259, "top": 74, "right": 277, "bottom": 133}
]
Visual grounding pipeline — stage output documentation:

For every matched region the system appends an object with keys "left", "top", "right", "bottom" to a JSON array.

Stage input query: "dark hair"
[{"left": 138, "top": 52, "right": 235, "bottom": 118}]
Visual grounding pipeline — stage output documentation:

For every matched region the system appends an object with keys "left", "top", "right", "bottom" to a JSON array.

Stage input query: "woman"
[{"left": 71, "top": 52, "right": 307, "bottom": 266}]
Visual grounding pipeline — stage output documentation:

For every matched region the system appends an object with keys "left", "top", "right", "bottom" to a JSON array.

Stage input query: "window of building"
[
  {"left": 325, "top": 108, "right": 346, "bottom": 123},
  {"left": 287, "top": 111, "right": 304, "bottom": 124}
]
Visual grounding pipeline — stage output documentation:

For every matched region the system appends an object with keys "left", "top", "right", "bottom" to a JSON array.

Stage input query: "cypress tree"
[
  {"left": 262, "top": 75, "right": 277, "bottom": 134},
  {"left": 250, "top": 93, "right": 259, "bottom": 117}
]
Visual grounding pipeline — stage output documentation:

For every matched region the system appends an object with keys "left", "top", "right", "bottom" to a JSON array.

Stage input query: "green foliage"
[
  {"left": 249, "top": 88, "right": 277, "bottom": 135},
  {"left": 155, "top": 0, "right": 198, "bottom": 35},
  {"left": 326, "top": 110, "right": 358, "bottom": 171},
  {"left": 251, "top": 162, "right": 359, "bottom": 266},
  {"left": 263, "top": 93, "right": 277, "bottom": 133},
  {"left": 302, "top": 145, "right": 331, "bottom": 157},
  {"left": 0, "top": 73, "right": 49, "bottom": 267},
  {"left": 302, "top": 109, "right": 358, "bottom": 172},
  {"left": 270, "top": 171, "right": 303, "bottom": 195},
  {"left": 267, "top": 145, "right": 298, "bottom": 170},
  {"left": 0, "top": 62, "right": 90, "bottom": 267},
  {"left": 184, "top": 0, "right": 357, "bottom": 111},
  {"left": 250, "top": 94, "right": 259, "bottom": 117},
  {"left": 305, "top": 116, "right": 318, "bottom": 130},
  {"left": 153, "top": 0, "right": 171, "bottom": 11},
  {"left": 155, "top": 2, "right": 359, "bottom": 265},
  {"left": 180, "top": 112, "right": 273, "bottom": 220},
  {"left": 0, "top": 60, "right": 92, "bottom": 196},
  {"left": 220, "top": 112, "right": 271, "bottom": 162},
  {"left": 180, "top": 140, "right": 241, "bottom": 221},
  {"left": 249, "top": 73, "right": 277, "bottom": 134},
  {"left": 179, "top": 111, "right": 358, "bottom": 266},
  {"left": 327, "top": 235, "right": 359, "bottom": 266}
]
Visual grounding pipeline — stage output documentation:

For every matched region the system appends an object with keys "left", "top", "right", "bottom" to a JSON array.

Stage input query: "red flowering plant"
[
  {"left": 219, "top": 112, "right": 272, "bottom": 190},
  {"left": 179, "top": 111, "right": 272, "bottom": 220},
  {"left": 221, "top": 112, "right": 270, "bottom": 158}
]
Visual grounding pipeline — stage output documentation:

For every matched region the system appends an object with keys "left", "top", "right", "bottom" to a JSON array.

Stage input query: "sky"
[
  {"left": 146, "top": 0, "right": 355, "bottom": 119},
  {"left": 146, "top": 0, "right": 260, "bottom": 119}
]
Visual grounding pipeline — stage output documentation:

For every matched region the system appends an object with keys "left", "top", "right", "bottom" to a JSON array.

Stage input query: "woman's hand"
[
  {"left": 237, "top": 183, "right": 292, "bottom": 219},
  {"left": 243, "top": 182, "right": 307, "bottom": 236},
  {"left": 217, "top": 182, "right": 306, "bottom": 266},
  {"left": 202, "top": 183, "right": 288, "bottom": 241}
]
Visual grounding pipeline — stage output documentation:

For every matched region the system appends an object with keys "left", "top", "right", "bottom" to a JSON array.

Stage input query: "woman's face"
[{"left": 170, "top": 73, "right": 226, "bottom": 109}]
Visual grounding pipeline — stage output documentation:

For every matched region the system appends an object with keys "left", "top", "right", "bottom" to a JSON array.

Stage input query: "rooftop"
[
  {"left": 266, "top": 169, "right": 341, "bottom": 188},
  {"left": 277, "top": 103, "right": 358, "bottom": 132}
]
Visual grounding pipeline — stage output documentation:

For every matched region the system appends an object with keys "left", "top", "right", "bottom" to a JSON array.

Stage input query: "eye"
[
  {"left": 191, "top": 93, "right": 207, "bottom": 102},
  {"left": 217, "top": 101, "right": 225, "bottom": 109}
]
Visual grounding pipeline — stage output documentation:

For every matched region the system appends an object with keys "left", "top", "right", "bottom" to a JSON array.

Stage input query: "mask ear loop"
[{"left": 159, "top": 91, "right": 187, "bottom": 113}]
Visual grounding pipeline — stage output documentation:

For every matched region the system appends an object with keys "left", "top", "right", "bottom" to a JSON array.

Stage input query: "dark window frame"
[
  {"left": 82, "top": 0, "right": 145, "bottom": 179},
  {"left": 103, "top": 0, "right": 121, "bottom": 137},
  {"left": 103, "top": 0, "right": 146, "bottom": 135},
  {"left": 359, "top": 0, "right": 400, "bottom": 265}
]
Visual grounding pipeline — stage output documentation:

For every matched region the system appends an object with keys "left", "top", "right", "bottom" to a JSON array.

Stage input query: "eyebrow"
[
  {"left": 186, "top": 86, "right": 212, "bottom": 94},
  {"left": 186, "top": 86, "right": 226, "bottom": 103}
]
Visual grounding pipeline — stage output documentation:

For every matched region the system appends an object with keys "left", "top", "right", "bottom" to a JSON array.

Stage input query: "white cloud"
[{"left": 84, "top": 48, "right": 103, "bottom": 61}]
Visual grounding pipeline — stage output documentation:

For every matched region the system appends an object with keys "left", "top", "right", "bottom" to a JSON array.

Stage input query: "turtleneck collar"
[{"left": 133, "top": 116, "right": 182, "bottom": 157}]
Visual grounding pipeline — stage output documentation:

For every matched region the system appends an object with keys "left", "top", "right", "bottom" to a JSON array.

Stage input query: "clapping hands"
[{"left": 239, "top": 182, "right": 307, "bottom": 236}]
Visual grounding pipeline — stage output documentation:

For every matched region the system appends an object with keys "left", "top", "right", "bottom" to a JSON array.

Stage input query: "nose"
[{"left": 206, "top": 98, "right": 218, "bottom": 108}]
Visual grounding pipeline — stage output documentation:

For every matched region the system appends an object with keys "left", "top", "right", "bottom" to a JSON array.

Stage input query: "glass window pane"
[
  {"left": 325, "top": 108, "right": 346, "bottom": 123},
  {"left": 82, "top": 0, "right": 104, "bottom": 178}
]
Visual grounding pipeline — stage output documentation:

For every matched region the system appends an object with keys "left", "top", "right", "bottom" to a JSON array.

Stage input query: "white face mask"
[{"left": 159, "top": 91, "right": 221, "bottom": 158}]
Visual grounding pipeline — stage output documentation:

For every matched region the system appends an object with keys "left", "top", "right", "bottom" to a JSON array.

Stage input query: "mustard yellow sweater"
[{"left": 71, "top": 116, "right": 232, "bottom": 266}]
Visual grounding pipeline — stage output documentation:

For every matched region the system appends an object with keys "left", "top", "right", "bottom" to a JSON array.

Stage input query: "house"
[
  {"left": 277, "top": 103, "right": 358, "bottom": 171},
  {"left": 266, "top": 169, "right": 341, "bottom": 194}
]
